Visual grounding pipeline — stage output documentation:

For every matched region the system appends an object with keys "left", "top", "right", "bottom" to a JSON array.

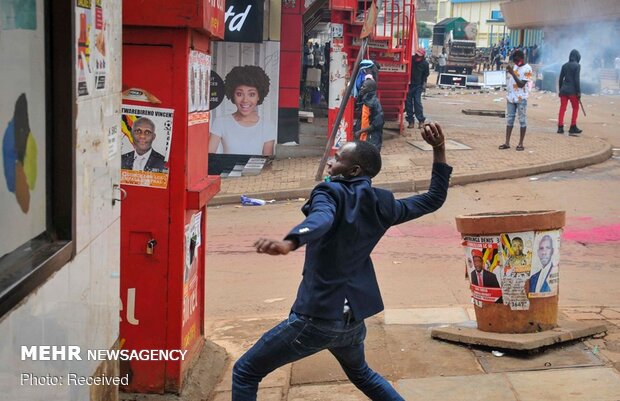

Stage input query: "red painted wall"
[{"left": 278, "top": 13, "right": 303, "bottom": 109}]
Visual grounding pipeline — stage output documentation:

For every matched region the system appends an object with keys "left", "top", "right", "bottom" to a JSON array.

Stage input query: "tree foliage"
[{"left": 417, "top": 22, "right": 432, "bottom": 38}]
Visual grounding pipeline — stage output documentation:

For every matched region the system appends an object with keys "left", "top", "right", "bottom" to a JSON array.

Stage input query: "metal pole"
[{"left": 314, "top": 37, "right": 369, "bottom": 181}]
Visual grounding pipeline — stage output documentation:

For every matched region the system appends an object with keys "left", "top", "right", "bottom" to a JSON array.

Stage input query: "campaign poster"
[
  {"left": 529, "top": 230, "right": 561, "bottom": 298},
  {"left": 499, "top": 231, "right": 534, "bottom": 310},
  {"left": 188, "top": 50, "right": 211, "bottom": 126},
  {"left": 75, "top": 0, "right": 107, "bottom": 97},
  {"left": 182, "top": 212, "right": 202, "bottom": 352},
  {"left": 120, "top": 105, "right": 173, "bottom": 189},
  {"left": 209, "top": 41, "right": 280, "bottom": 157},
  {"left": 76, "top": 0, "right": 93, "bottom": 97},
  {"left": 93, "top": 0, "right": 107, "bottom": 91},
  {"left": 184, "top": 212, "right": 202, "bottom": 283},
  {"left": 462, "top": 235, "right": 503, "bottom": 305}
]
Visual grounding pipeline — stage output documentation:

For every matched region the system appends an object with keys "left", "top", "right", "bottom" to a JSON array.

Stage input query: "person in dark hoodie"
[
  {"left": 354, "top": 78, "right": 384, "bottom": 151},
  {"left": 557, "top": 49, "right": 582, "bottom": 135}
]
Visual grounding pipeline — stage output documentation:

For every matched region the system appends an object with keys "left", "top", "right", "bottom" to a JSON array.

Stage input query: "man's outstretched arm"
[
  {"left": 254, "top": 238, "right": 298, "bottom": 255},
  {"left": 253, "top": 186, "right": 337, "bottom": 255},
  {"left": 392, "top": 122, "right": 452, "bottom": 225}
]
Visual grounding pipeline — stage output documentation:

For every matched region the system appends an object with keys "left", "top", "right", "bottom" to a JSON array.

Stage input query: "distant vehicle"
[{"left": 431, "top": 17, "right": 477, "bottom": 75}]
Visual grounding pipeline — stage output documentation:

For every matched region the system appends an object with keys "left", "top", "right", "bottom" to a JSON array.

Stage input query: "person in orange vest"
[{"left": 354, "top": 78, "right": 384, "bottom": 151}]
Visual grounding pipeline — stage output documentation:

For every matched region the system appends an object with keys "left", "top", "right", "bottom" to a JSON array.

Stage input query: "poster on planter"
[
  {"left": 528, "top": 230, "right": 561, "bottom": 298},
  {"left": 499, "top": 231, "right": 534, "bottom": 310},
  {"left": 120, "top": 105, "right": 174, "bottom": 189},
  {"left": 462, "top": 235, "right": 503, "bottom": 305}
]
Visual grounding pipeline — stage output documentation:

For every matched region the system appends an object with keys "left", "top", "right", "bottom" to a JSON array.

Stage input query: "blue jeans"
[
  {"left": 506, "top": 99, "right": 527, "bottom": 127},
  {"left": 232, "top": 312, "right": 404, "bottom": 401},
  {"left": 436, "top": 66, "right": 446, "bottom": 84},
  {"left": 405, "top": 84, "right": 425, "bottom": 124}
]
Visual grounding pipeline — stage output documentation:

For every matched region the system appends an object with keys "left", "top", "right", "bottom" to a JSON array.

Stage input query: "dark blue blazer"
[
  {"left": 285, "top": 162, "right": 452, "bottom": 321},
  {"left": 529, "top": 265, "right": 553, "bottom": 293},
  {"left": 121, "top": 150, "right": 166, "bottom": 172}
]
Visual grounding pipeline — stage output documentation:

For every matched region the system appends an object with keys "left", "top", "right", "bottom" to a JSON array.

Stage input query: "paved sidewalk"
[
  {"left": 212, "top": 91, "right": 614, "bottom": 205},
  {"left": 206, "top": 306, "right": 620, "bottom": 401}
]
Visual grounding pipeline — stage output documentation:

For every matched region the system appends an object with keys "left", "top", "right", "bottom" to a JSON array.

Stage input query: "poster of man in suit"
[
  {"left": 529, "top": 230, "right": 561, "bottom": 297},
  {"left": 462, "top": 235, "right": 503, "bottom": 305},
  {"left": 120, "top": 105, "right": 174, "bottom": 189}
]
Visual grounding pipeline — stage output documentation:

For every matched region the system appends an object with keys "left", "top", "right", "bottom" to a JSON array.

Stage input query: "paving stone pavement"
[
  {"left": 205, "top": 306, "right": 620, "bottom": 401},
  {"left": 212, "top": 90, "right": 614, "bottom": 205}
]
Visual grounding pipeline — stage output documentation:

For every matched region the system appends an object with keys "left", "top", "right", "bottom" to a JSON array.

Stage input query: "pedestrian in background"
[
  {"left": 355, "top": 78, "right": 384, "bottom": 151},
  {"left": 436, "top": 47, "right": 447, "bottom": 85},
  {"left": 499, "top": 50, "right": 532, "bottom": 151},
  {"left": 493, "top": 52, "right": 502, "bottom": 71},
  {"left": 313, "top": 42, "right": 321, "bottom": 68},
  {"left": 232, "top": 124, "right": 452, "bottom": 401},
  {"left": 557, "top": 49, "right": 582, "bottom": 135},
  {"left": 405, "top": 48, "right": 429, "bottom": 129}
]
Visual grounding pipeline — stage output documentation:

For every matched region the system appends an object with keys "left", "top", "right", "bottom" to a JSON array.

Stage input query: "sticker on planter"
[
  {"left": 463, "top": 236, "right": 503, "bottom": 304},
  {"left": 499, "top": 231, "right": 534, "bottom": 310},
  {"left": 528, "top": 230, "right": 561, "bottom": 298}
]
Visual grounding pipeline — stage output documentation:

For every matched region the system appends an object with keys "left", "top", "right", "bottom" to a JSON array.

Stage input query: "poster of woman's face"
[{"left": 208, "top": 41, "right": 280, "bottom": 157}]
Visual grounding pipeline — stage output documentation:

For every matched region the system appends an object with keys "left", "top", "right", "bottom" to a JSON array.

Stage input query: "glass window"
[{"left": 0, "top": 0, "right": 74, "bottom": 317}]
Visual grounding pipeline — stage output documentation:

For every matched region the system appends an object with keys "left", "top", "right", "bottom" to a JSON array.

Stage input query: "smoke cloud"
[{"left": 540, "top": 20, "right": 620, "bottom": 89}]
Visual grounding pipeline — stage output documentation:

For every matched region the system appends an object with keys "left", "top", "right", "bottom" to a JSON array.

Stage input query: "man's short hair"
[
  {"left": 539, "top": 234, "right": 554, "bottom": 248},
  {"left": 133, "top": 117, "right": 155, "bottom": 132},
  {"left": 350, "top": 141, "right": 382, "bottom": 178},
  {"left": 512, "top": 50, "right": 525, "bottom": 62}
]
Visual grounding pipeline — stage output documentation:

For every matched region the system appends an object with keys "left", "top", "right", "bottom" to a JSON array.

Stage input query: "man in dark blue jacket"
[{"left": 232, "top": 123, "right": 452, "bottom": 401}]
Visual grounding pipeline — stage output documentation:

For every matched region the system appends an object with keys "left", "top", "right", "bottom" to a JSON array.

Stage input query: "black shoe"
[
  {"left": 569, "top": 125, "right": 582, "bottom": 135},
  {"left": 557, "top": 125, "right": 564, "bottom": 134}
]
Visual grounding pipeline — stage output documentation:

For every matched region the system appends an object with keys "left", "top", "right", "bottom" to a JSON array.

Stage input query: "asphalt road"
[{"left": 205, "top": 157, "right": 620, "bottom": 320}]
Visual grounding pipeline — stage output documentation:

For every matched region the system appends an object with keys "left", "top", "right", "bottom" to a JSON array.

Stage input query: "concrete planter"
[{"left": 456, "top": 210, "right": 566, "bottom": 334}]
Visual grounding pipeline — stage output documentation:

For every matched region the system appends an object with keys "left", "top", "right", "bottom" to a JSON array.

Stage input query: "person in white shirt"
[
  {"left": 209, "top": 65, "right": 276, "bottom": 156},
  {"left": 498, "top": 50, "right": 532, "bottom": 152},
  {"left": 121, "top": 117, "right": 166, "bottom": 172},
  {"left": 436, "top": 47, "right": 447, "bottom": 85}
]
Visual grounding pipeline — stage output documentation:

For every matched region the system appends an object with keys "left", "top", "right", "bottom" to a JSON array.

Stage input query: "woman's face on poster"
[{"left": 233, "top": 85, "right": 259, "bottom": 116}]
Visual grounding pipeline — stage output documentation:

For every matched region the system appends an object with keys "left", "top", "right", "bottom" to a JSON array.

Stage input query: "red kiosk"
[{"left": 120, "top": 0, "right": 224, "bottom": 394}]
